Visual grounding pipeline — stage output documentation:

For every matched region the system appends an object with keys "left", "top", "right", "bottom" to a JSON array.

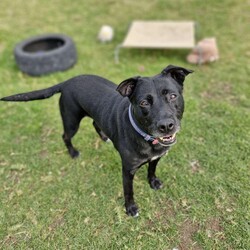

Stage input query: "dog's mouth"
[{"left": 154, "top": 132, "right": 177, "bottom": 146}]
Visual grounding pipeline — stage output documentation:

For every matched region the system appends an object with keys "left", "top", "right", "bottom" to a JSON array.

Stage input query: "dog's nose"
[{"left": 157, "top": 119, "right": 175, "bottom": 133}]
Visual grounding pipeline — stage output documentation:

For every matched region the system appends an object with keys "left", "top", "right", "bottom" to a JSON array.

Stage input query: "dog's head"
[{"left": 117, "top": 65, "right": 193, "bottom": 145}]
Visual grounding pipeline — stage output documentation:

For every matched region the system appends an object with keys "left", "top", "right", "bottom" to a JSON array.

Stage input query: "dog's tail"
[{"left": 1, "top": 82, "right": 64, "bottom": 102}]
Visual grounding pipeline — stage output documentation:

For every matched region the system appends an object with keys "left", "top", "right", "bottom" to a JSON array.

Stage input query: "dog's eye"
[
  {"left": 140, "top": 100, "right": 150, "bottom": 107},
  {"left": 162, "top": 89, "right": 168, "bottom": 95},
  {"left": 170, "top": 94, "right": 177, "bottom": 100}
]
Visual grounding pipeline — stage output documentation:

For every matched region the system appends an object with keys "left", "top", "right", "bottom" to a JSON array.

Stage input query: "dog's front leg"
[
  {"left": 148, "top": 158, "right": 163, "bottom": 190},
  {"left": 122, "top": 166, "right": 139, "bottom": 217}
]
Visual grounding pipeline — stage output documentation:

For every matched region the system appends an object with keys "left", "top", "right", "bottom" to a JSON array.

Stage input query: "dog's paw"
[
  {"left": 126, "top": 204, "right": 139, "bottom": 217},
  {"left": 70, "top": 149, "right": 80, "bottom": 159},
  {"left": 149, "top": 177, "right": 163, "bottom": 190},
  {"left": 100, "top": 133, "right": 109, "bottom": 142}
]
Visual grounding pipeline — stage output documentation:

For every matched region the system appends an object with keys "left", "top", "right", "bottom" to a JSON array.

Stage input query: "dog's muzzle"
[{"left": 129, "top": 104, "right": 178, "bottom": 147}]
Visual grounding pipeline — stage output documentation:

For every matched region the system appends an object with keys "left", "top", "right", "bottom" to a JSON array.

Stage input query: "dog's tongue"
[{"left": 152, "top": 139, "right": 159, "bottom": 145}]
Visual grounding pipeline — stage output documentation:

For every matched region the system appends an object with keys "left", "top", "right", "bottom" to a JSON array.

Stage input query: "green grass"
[{"left": 0, "top": 0, "right": 249, "bottom": 249}]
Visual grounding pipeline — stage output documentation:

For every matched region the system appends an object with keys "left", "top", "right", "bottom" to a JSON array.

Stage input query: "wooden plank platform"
[{"left": 122, "top": 21, "right": 195, "bottom": 49}]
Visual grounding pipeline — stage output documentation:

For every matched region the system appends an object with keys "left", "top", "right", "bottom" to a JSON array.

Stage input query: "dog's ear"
[
  {"left": 116, "top": 76, "right": 140, "bottom": 97},
  {"left": 161, "top": 65, "right": 193, "bottom": 85}
]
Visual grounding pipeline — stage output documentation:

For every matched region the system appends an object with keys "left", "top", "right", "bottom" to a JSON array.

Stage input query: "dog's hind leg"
[
  {"left": 59, "top": 97, "right": 85, "bottom": 158},
  {"left": 93, "top": 121, "right": 109, "bottom": 142},
  {"left": 62, "top": 130, "right": 80, "bottom": 158}
]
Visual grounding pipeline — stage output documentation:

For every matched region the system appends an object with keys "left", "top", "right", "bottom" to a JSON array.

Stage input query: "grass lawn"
[{"left": 0, "top": 0, "right": 249, "bottom": 249}]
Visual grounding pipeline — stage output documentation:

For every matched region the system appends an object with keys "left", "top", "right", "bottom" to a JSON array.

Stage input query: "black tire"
[{"left": 14, "top": 34, "right": 77, "bottom": 76}]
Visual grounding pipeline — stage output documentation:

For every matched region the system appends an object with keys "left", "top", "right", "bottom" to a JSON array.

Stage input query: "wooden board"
[{"left": 122, "top": 21, "right": 195, "bottom": 49}]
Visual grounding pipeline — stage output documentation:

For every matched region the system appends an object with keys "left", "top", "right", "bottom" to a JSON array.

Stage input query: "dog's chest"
[
  {"left": 149, "top": 150, "right": 168, "bottom": 162},
  {"left": 129, "top": 147, "right": 169, "bottom": 175}
]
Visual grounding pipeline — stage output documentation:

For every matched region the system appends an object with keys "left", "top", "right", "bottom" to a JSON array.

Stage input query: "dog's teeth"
[{"left": 159, "top": 133, "right": 177, "bottom": 142}]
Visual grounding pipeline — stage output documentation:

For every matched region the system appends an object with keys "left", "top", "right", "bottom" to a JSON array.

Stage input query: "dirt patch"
[
  {"left": 1, "top": 235, "right": 18, "bottom": 248},
  {"left": 48, "top": 215, "right": 65, "bottom": 233},
  {"left": 42, "top": 210, "right": 67, "bottom": 240},
  {"left": 205, "top": 217, "right": 225, "bottom": 240},
  {"left": 206, "top": 217, "right": 222, "bottom": 231},
  {"left": 145, "top": 199, "right": 176, "bottom": 232},
  {"left": 200, "top": 82, "right": 238, "bottom": 105},
  {"left": 39, "top": 149, "right": 49, "bottom": 159},
  {"left": 190, "top": 160, "right": 203, "bottom": 174},
  {"left": 178, "top": 217, "right": 225, "bottom": 249},
  {"left": 1, "top": 231, "right": 31, "bottom": 248},
  {"left": 179, "top": 219, "right": 201, "bottom": 250},
  {"left": 156, "top": 199, "right": 176, "bottom": 219}
]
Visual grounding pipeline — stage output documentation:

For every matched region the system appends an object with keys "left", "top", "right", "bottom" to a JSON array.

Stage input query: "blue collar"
[
  {"left": 128, "top": 104, "right": 175, "bottom": 147},
  {"left": 128, "top": 104, "right": 156, "bottom": 142}
]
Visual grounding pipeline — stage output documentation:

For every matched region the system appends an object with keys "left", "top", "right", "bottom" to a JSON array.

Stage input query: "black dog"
[{"left": 1, "top": 65, "right": 192, "bottom": 216}]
